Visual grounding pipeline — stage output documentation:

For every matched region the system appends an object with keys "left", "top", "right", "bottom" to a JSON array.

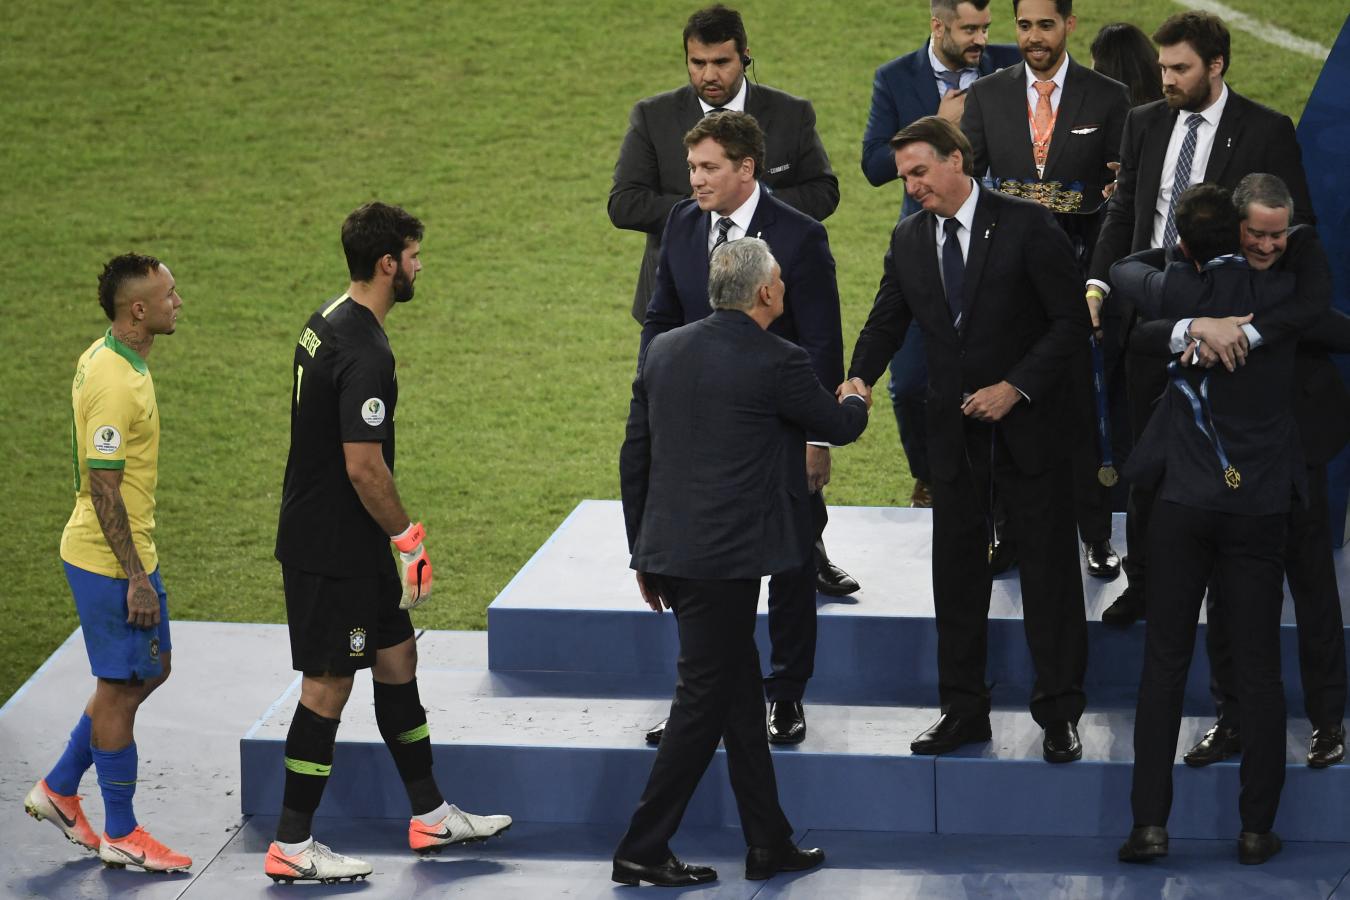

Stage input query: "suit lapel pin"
[{"left": 1226, "top": 137, "right": 1232, "bottom": 148}]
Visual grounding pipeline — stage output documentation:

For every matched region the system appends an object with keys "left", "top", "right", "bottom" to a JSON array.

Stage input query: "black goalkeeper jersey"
[{"left": 275, "top": 294, "right": 398, "bottom": 577}]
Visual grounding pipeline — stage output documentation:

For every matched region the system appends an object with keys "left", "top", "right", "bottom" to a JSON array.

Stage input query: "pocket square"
[
  {"left": 1070, "top": 126, "right": 1100, "bottom": 135},
  {"left": 767, "top": 163, "right": 791, "bottom": 174}
]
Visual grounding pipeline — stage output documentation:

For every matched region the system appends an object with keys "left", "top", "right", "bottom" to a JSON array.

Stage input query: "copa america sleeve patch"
[
  {"left": 92, "top": 425, "right": 122, "bottom": 454},
  {"left": 362, "top": 398, "right": 386, "bottom": 426}
]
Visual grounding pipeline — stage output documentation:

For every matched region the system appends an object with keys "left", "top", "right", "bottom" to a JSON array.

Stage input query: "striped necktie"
[
  {"left": 1162, "top": 114, "right": 1204, "bottom": 249},
  {"left": 710, "top": 216, "right": 733, "bottom": 259}
]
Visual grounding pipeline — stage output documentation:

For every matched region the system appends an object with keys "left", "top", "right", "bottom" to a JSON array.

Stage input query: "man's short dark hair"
[
  {"left": 97, "top": 253, "right": 161, "bottom": 321},
  {"left": 683, "top": 110, "right": 766, "bottom": 178},
  {"left": 1153, "top": 11, "right": 1230, "bottom": 75},
  {"left": 683, "top": 5, "right": 747, "bottom": 54},
  {"left": 932, "top": 0, "right": 991, "bottom": 19},
  {"left": 1176, "top": 184, "right": 1239, "bottom": 264},
  {"left": 1232, "top": 173, "right": 1294, "bottom": 222},
  {"left": 1013, "top": 0, "right": 1072, "bottom": 17},
  {"left": 341, "top": 202, "right": 424, "bottom": 282},
  {"left": 890, "top": 115, "right": 975, "bottom": 176}
]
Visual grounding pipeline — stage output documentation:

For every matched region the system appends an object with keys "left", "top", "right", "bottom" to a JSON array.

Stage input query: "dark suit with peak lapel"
[
  {"left": 1086, "top": 88, "right": 1315, "bottom": 606},
  {"left": 861, "top": 39, "right": 1021, "bottom": 488},
  {"left": 1132, "top": 227, "right": 1350, "bottom": 742},
  {"left": 849, "top": 183, "right": 1091, "bottom": 726},
  {"left": 1112, "top": 249, "right": 1323, "bottom": 835},
  {"left": 961, "top": 57, "right": 1130, "bottom": 551},
  {"left": 640, "top": 190, "right": 843, "bottom": 705},
  {"left": 616, "top": 310, "right": 867, "bottom": 865},
  {"left": 610, "top": 82, "right": 838, "bottom": 322}
]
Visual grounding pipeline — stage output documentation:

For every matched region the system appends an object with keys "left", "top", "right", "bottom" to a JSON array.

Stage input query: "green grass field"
[{"left": 0, "top": 1, "right": 1339, "bottom": 703}]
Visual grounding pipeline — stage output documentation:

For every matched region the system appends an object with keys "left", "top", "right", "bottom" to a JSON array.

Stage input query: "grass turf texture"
[{"left": 0, "top": 1, "right": 1336, "bottom": 704}]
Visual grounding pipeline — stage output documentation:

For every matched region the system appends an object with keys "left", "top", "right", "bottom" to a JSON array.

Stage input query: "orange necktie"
[{"left": 1032, "top": 81, "right": 1056, "bottom": 171}]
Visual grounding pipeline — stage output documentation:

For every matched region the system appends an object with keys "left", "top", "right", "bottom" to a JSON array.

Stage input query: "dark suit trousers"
[
  {"left": 1070, "top": 343, "right": 1114, "bottom": 544},
  {"left": 1132, "top": 500, "right": 1288, "bottom": 833},
  {"left": 764, "top": 490, "right": 824, "bottom": 703},
  {"left": 616, "top": 575, "right": 793, "bottom": 864},
  {"left": 930, "top": 423, "right": 1088, "bottom": 726},
  {"left": 1208, "top": 465, "right": 1347, "bottom": 732},
  {"left": 1121, "top": 351, "right": 1170, "bottom": 588}
]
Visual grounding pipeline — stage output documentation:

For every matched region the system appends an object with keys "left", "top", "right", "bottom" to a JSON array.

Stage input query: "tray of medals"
[{"left": 991, "top": 178, "right": 1090, "bottom": 214}]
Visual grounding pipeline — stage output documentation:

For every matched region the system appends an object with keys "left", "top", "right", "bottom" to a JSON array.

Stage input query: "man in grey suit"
[
  {"left": 608, "top": 4, "right": 838, "bottom": 325},
  {"left": 613, "top": 238, "right": 869, "bottom": 888}
]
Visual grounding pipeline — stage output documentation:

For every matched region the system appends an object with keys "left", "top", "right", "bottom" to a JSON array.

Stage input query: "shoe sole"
[
  {"left": 816, "top": 584, "right": 859, "bottom": 597},
  {"left": 1308, "top": 752, "right": 1344, "bottom": 769},
  {"left": 910, "top": 730, "right": 993, "bottom": 755},
  {"left": 412, "top": 822, "right": 512, "bottom": 856},
  {"left": 24, "top": 796, "right": 98, "bottom": 852},
  {"left": 101, "top": 861, "right": 191, "bottom": 874},
  {"left": 768, "top": 732, "right": 806, "bottom": 745},
  {"left": 611, "top": 870, "right": 716, "bottom": 886},
  {"left": 268, "top": 874, "right": 368, "bottom": 884},
  {"left": 1044, "top": 749, "right": 1083, "bottom": 763},
  {"left": 1183, "top": 746, "right": 1241, "bottom": 768},
  {"left": 1119, "top": 846, "right": 1168, "bottom": 863}
]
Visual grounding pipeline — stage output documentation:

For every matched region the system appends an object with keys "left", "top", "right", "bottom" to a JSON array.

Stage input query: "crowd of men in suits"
[{"left": 606, "top": 0, "right": 1348, "bottom": 887}]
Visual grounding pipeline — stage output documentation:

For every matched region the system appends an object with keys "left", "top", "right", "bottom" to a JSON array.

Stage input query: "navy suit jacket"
[
  {"left": 640, "top": 191, "right": 844, "bottom": 402},
  {"left": 621, "top": 311, "right": 868, "bottom": 580},
  {"left": 847, "top": 185, "right": 1089, "bottom": 480},
  {"left": 861, "top": 40, "right": 1020, "bottom": 214}
]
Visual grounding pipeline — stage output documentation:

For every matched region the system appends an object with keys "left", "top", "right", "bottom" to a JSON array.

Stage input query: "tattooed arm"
[{"left": 88, "top": 468, "right": 160, "bottom": 628}]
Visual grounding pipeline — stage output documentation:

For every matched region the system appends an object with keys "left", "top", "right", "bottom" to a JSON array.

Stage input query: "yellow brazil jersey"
[{"left": 60, "top": 329, "right": 160, "bottom": 578}]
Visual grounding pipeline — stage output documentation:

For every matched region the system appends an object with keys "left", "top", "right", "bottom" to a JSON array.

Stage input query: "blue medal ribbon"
[
  {"left": 1089, "top": 333, "right": 1116, "bottom": 486},
  {"left": 1167, "top": 360, "right": 1241, "bottom": 489}
]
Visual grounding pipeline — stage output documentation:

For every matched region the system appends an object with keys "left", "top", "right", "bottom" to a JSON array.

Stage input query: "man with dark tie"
[
  {"left": 1084, "top": 10, "right": 1314, "bottom": 625},
  {"left": 846, "top": 116, "right": 1090, "bottom": 763},
  {"left": 640, "top": 110, "right": 845, "bottom": 747},
  {"left": 1110, "top": 184, "right": 1325, "bottom": 866},
  {"left": 613, "top": 237, "right": 869, "bottom": 888},
  {"left": 861, "top": 0, "right": 1020, "bottom": 511},
  {"left": 609, "top": 3, "right": 853, "bottom": 599},
  {"left": 959, "top": 0, "right": 1131, "bottom": 579}
]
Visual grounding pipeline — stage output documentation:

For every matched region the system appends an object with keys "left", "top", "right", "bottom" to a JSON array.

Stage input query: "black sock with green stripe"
[
  {"left": 276, "top": 703, "right": 340, "bottom": 843},
  {"left": 374, "top": 678, "right": 443, "bottom": 816}
]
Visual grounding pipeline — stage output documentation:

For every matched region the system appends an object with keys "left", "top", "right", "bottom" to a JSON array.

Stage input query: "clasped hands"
[
  {"left": 835, "top": 377, "right": 873, "bottom": 409},
  {"left": 1180, "top": 314, "right": 1253, "bottom": 372}
]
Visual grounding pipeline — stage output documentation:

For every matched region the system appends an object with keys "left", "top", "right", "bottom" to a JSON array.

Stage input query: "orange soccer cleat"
[
  {"left": 24, "top": 779, "right": 99, "bottom": 852},
  {"left": 98, "top": 825, "right": 192, "bottom": 873}
]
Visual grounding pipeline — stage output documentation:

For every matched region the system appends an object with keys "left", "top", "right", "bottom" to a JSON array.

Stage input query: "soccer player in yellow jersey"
[{"left": 24, "top": 254, "right": 191, "bottom": 874}]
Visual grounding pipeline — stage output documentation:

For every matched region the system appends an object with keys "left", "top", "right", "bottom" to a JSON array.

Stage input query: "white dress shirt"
[
  {"left": 697, "top": 77, "right": 748, "bottom": 115},
  {"left": 706, "top": 183, "right": 762, "bottom": 252},
  {"left": 934, "top": 177, "right": 980, "bottom": 279},
  {"left": 1151, "top": 83, "right": 1230, "bottom": 248}
]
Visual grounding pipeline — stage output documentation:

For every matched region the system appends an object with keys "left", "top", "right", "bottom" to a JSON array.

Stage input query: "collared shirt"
[
  {"left": 927, "top": 40, "right": 979, "bottom": 95},
  {"left": 707, "top": 182, "right": 762, "bottom": 252},
  {"left": 1151, "top": 83, "right": 1231, "bottom": 248},
  {"left": 697, "top": 77, "right": 748, "bottom": 115},
  {"left": 934, "top": 177, "right": 980, "bottom": 278},
  {"left": 1024, "top": 52, "right": 1070, "bottom": 121}
]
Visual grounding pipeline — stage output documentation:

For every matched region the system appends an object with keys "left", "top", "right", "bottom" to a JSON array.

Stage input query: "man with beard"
[
  {"left": 267, "top": 203, "right": 511, "bottom": 883},
  {"left": 1084, "top": 10, "right": 1314, "bottom": 626},
  {"left": 610, "top": 3, "right": 854, "bottom": 599},
  {"left": 861, "top": 0, "right": 1020, "bottom": 511},
  {"left": 959, "top": 0, "right": 1131, "bottom": 580}
]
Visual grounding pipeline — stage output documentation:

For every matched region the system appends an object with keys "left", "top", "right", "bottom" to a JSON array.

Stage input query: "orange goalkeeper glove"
[{"left": 392, "top": 522, "right": 433, "bottom": 610}]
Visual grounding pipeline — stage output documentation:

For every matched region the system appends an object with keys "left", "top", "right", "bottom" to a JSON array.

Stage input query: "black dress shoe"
[
  {"left": 767, "top": 701, "right": 806, "bottom": 744},
  {"left": 644, "top": 718, "right": 667, "bottom": 746},
  {"left": 1238, "top": 830, "right": 1282, "bottom": 865},
  {"left": 816, "top": 561, "right": 860, "bottom": 596},
  {"left": 1043, "top": 721, "right": 1082, "bottom": 763},
  {"left": 1101, "top": 585, "right": 1142, "bottom": 627},
  {"left": 910, "top": 713, "right": 992, "bottom": 755},
  {"left": 612, "top": 855, "right": 718, "bottom": 886},
  {"left": 1118, "top": 825, "right": 1168, "bottom": 862},
  {"left": 745, "top": 842, "right": 825, "bottom": 880},
  {"left": 1308, "top": 725, "right": 1345, "bottom": 768},
  {"left": 1084, "top": 540, "right": 1121, "bottom": 579},
  {"left": 1183, "top": 722, "right": 1240, "bottom": 767}
]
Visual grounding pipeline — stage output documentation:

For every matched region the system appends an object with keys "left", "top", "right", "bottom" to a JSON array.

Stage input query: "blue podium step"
[
  {"left": 486, "top": 501, "right": 1349, "bottom": 706},
  {"left": 237, "top": 632, "right": 1350, "bottom": 842}
]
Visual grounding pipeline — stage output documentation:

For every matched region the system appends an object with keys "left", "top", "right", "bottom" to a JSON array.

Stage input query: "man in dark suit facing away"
[
  {"left": 959, "top": 0, "right": 1131, "bottom": 579},
  {"left": 640, "top": 110, "right": 847, "bottom": 747},
  {"left": 1111, "top": 184, "right": 1325, "bottom": 866},
  {"left": 612, "top": 237, "right": 869, "bottom": 888},
  {"left": 846, "top": 116, "right": 1091, "bottom": 763},
  {"left": 861, "top": 0, "right": 1021, "bottom": 510},
  {"left": 1083, "top": 10, "right": 1315, "bottom": 625}
]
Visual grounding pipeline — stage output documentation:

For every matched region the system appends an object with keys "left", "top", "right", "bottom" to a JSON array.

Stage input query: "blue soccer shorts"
[{"left": 63, "top": 561, "right": 172, "bottom": 681}]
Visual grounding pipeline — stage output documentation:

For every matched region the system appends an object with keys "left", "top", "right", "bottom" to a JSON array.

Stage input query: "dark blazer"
[
  {"left": 609, "top": 82, "right": 839, "bottom": 321},
  {"left": 640, "top": 192, "right": 844, "bottom": 396},
  {"left": 1129, "top": 227, "right": 1350, "bottom": 467},
  {"left": 960, "top": 58, "right": 1129, "bottom": 203},
  {"left": 1088, "top": 88, "right": 1315, "bottom": 286},
  {"left": 847, "top": 184, "right": 1090, "bottom": 480},
  {"left": 620, "top": 310, "right": 868, "bottom": 580},
  {"left": 1112, "top": 252, "right": 1318, "bottom": 514},
  {"left": 861, "top": 40, "right": 1021, "bottom": 190}
]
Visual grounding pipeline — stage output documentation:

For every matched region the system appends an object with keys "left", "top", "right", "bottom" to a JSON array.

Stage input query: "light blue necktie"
[{"left": 1162, "top": 114, "right": 1204, "bottom": 249}]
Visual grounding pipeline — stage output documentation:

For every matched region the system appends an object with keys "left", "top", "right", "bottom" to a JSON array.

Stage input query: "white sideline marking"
[{"left": 1176, "top": 0, "right": 1331, "bottom": 61}]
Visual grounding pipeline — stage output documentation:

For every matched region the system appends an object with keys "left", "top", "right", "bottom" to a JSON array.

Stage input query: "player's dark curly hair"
[
  {"left": 1176, "top": 184, "right": 1239, "bottom": 265},
  {"left": 97, "top": 253, "right": 162, "bottom": 321},
  {"left": 341, "top": 202, "right": 424, "bottom": 282}
]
